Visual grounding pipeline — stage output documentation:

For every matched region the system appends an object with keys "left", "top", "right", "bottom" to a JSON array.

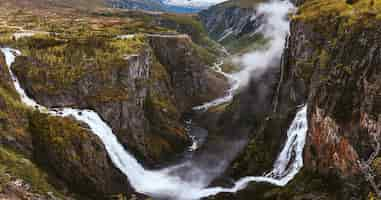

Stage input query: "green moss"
[
  {"left": 294, "top": 0, "right": 381, "bottom": 32},
  {"left": 0, "top": 76, "right": 31, "bottom": 152},
  {"left": 319, "top": 49, "right": 330, "bottom": 69},
  {"left": 142, "top": 58, "right": 188, "bottom": 161},
  {"left": 87, "top": 87, "right": 129, "bottom": 103},
  {"left": 336, "top": 64, "right": 353, "bottom": 75},
  {"left": 190, "top": 42, "right": 218, "bottom": 66},
  {"left": 160, "top": 13, "right": 209, "bottom": 43},
  {"left": 0, "top": 87, "right": 26, "bottom": 110},
  {"left": 372, "top": 157, "right": 381, "bottom": 176},
  {"left": 0, "top": 33, "right": 14, "bottom": 45},
  {"left": 296, "top": 59, "right": 315, "bottom": 84},
  {"left": 222, "top": 33, "right": 269, "bottom": 54},
  {"left": 146, "top": 59, "right": 177, "bottom": 116},
  {"left": 0, "top": 146, "right": 63, "bottom": 197},
  {"left": 29, "top": 111, "right": 88, "bottom": 152},
  {"left": 13, "top": 33, "right": 146, "bottom": 94}
]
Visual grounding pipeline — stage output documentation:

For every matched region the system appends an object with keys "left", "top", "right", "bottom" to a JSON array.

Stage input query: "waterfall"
[
  {"left": 0, "top": 0, "right": 308, "bottom": 199},
  {"left": 192, "top": 105, "right": 308, "bottom": 198}
]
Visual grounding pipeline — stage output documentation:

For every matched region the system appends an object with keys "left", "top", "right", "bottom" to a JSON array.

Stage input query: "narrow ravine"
[
  {"left": 0, "top": 1, "right": 309, "bottom": 199},
  {"left": 192, "top": 61, "right": 240, "bottom": 111}
]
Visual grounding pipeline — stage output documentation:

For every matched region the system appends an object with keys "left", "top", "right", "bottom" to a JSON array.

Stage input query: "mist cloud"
[{"left": 232, "top": 0, "right": 294, "bottom": 88}]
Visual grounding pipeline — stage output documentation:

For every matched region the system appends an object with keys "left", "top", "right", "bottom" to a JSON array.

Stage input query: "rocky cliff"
[
  {"left": 292, "top": 0, "right": 381, "bottom": 197},
  {"left": 210, "top": 0, "right": 381, "bottom": 199}
]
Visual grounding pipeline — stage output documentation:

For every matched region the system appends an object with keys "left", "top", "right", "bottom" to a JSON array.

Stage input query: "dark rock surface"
[{"left": 148, "top": 35, "right": 229, "bottom": 111}]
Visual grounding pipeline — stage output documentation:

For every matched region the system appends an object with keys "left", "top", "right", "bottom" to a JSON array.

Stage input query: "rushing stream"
[{"left": 0, "top": 0, "right": 309, "bottom": 199}]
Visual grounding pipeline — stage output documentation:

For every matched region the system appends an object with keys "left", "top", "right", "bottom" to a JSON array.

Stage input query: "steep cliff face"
[
  {"left": 213, "top": 0, "right": 381, "bottom": 199},
  {"left": 149, "top": 35, "right": 229, "bottom": 110},
  {"left": 292, "top": 0, "right": 381, "bottom": 185}
]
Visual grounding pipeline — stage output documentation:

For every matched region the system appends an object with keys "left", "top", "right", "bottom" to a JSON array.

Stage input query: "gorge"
[
  {"left": 0, "top": 0, "right": 308, "bottom": 198},
  {"left": 0, "top": 0, "right": 380, "bottom": 199}
]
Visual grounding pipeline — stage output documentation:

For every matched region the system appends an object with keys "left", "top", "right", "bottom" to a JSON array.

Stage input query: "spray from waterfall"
[
  {"left": 194, "top": 0, "right": 294, "bottom": 110},
  {"left": 232, "top": 0, "right": 294, "bottom": 87}
]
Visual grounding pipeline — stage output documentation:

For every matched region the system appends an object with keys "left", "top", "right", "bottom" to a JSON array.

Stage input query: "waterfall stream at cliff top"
[{"left": 0, "top": 0, "right": 308, "bottom": 199}]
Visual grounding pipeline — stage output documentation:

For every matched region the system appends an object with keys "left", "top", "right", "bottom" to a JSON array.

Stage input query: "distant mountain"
[
  {"left": 162, "top": 0, "right": 229, "bottom": 9},
  {"left": 108, "top": 0, "right": 229, "bottom": 13},
  {"left": 1, "top": 0, "right": 228, "bottom": 13}
]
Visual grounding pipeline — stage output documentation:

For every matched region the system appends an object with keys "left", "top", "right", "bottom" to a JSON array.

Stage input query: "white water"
[
  {"left": 1, "top": 1, "right": 307, "bottom": 198},
  {"left": 193, "top": 61, "right": 240, "bottom": 111}
]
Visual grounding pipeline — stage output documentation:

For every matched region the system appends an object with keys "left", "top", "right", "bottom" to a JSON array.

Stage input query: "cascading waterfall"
[{"left": 0, "top": 0, "right": 308, "bottom": 199}]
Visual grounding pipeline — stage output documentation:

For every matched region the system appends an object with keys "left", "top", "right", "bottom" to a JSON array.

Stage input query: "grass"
[
  {"left": 0, "top": 74, "right": 31, "bottom": 154},
  {"left": 222, "top": 33, "right": 269, "bottom": 54},
  {"left": 29, "top": 111, "right": 88, "bottom": 153},
  {"left": 294, "top": 0, "right": 381, "bottom": 27},
  {"left": 12, "top": 33, "right": 145, "bottom": 94},
  {"left": 0, "top": 146, "right": 63, "bottom": 197}
]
